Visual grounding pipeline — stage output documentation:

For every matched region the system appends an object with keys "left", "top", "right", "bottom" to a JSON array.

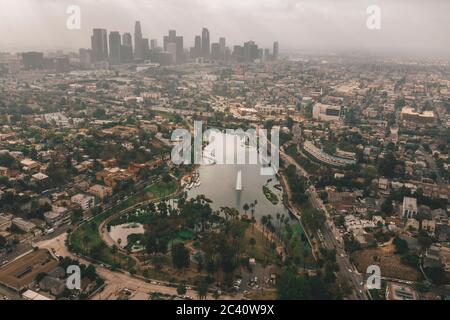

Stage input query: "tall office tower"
[
  {"left": 163, "top": 30, "right": 184, "bottom": 63},
  {"left": 219, "top": 37, "right": 226, "bottom": 53},
  {"left": 193, "top": 35, "right": 202, "bottom": 58},
  {"left": 201, "top": 28, "right": 210, "bottom": 57},
  {"left": 225, "top": 47, "right": 232, "bottom": 61},
  {"left": 244, "top": 41, "right": 258, "bottom": 62},
  {"left": 122, "top": 33, "right": 132, "bottom": 48},
  {"left": 264, "top": 48, "right": 270, "bottom": 61},
  {"left": 150, "top": 39, "right": 158, "bottom": 50},
  {"left": 109, "top": 31, "right": 121, "bottom": 64},
  {"left": 167, "top": 42, "right": 177, "bottom": 64},
  {"left": 211, "top": 43, "right": 221, "bottom": 60},
  {"left": 142, "top": 38, "right": 150, "bottom": 59},
  {"left": 273, "top": 41, "right": 279, "bottom": 60},
  {"left": 257, "top": 48, "right": 264, "bottom": 61},
  {"left": 176, "top": 36, "right": 184, "bottom": 62},
  {"left": 121, "top": 33, "right": 133, "bottom": 63},
  {"left": 91, "top": 28, "right": 108, "bottom": 62},
  {"left": 134, "top": 21, "right": 144, "bottom": 60},
  {"left": 233, "top": 45, "right": 244, "bottom": 62},
  {"left": 169, "top": 30, "right": 176, "bottom": 40},
  {"left": 163, "top": 30, "right": 175, "bottom": 51}
]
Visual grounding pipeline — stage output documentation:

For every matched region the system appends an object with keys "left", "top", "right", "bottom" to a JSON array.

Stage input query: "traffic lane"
[{"left": 321, "top": 227, "right": 366, "bottom": 300}]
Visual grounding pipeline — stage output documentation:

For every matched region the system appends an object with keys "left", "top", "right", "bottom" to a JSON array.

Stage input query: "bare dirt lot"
[
  {"left": 0, "top": 249, "right": 58, "bottom": 291},
  {"left": 352, "top": 244, "right": 421, "bottom": 282}
]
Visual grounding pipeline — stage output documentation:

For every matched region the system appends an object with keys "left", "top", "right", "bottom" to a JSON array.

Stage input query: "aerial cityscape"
[{"left": 0, "top": 0, "right": 449, "bottom": 305}]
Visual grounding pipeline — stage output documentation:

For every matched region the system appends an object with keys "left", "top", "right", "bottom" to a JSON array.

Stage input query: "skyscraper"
[
  {"left": 134, "top": 21, "right": 144, "bottom": 60},
  {"left": 142, "top": 38, "right": 150, "bottom": 59},
  {"left": 109, "top": 31, "right": 121, "bottom": 64},
  {"left": 219, "top": 37, "right": 226, "bottom": 52},
  {"left": 211, "top": 43, "right": 221, "bottom": 60},
  {"left": 167, "top": 42, "right": 177, "bottom": 64},
  {"left": 193, "top": 35, "right": 202, "bottom": 58},
  {"left": 273, "top": 41, "right": 279, "bottom": 60},
  {"left": 150, "top": 39, "right": 158, "bottom": 50},
  {"left": 163, "top": 30, "right": 184, "bottom": 63},
  {"left": 264, "top": 48, "right": 270, "bottom": 61},
  {"left": 91, "top": 28, "right": 108, "bottom": 62},
  {"left": 244, "top": 41, "right": 258, "bottom": 62},
  {"left": 121, "top": 33, "right": 133, "bottom": 63},
  {"left": 232, "top": 45, "right": 244, "bottom": 62},
  {"left": 202, "top": 28, "right": 210, "bottom": 58},
  {"left": 122, "top": 33, "right": 132, "bottom": 48}
]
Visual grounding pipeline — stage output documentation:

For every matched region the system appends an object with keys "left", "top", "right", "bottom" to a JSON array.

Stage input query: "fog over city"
[{"left": 1, "top": 0, "right": 449, "bottom": 57}]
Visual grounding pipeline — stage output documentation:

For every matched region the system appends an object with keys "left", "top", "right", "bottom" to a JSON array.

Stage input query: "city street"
[{"left": 281, "top": 148, "right": 367, "bottom": 300}]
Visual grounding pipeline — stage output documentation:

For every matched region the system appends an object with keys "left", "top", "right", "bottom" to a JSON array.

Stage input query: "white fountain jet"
[{"left": 236, "top": 170, "right": 243, "bottom": 191}]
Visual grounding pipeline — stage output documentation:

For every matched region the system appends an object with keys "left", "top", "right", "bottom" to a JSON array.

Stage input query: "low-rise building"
[
  {"left": 386, "top": 282, "right": 418, "bottom": 300},
  {"left": 400, "top": 106, "right": 435, "bottom": 125},
  {"left": 422, "top": 219, "right": 436, "bottom": 235},
  {"left": 88, "top": 184, "right": 113, "bottom": 200},
  {"left": 303, "top": 140, "right": 356, "bottom": 167},
  {"left": 12, "top": 217, "right": 36, "bottom": 232},
  {"left": 44, "top": 207, "right": 70, "bottom": 227},
  {"left": 312, "top": 103, "right": 342, "bottom": 122},
  {"left": 70, "top": 194, "right": 95, "bottom": 211}
]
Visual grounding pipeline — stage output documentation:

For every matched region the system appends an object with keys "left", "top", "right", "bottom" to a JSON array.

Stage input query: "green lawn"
[
  {"left": 145, "top": 180, "right": 179, "bottom": 198},
  {"left": 262, "top": 185, "right": 279, "bottom": 205},
  {"left": 285, "top": 223, "right": 318, "bottom": 270}
]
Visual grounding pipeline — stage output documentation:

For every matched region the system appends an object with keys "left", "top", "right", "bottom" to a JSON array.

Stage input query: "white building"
[
  {"left": 312, "top": 103, "right": 342, "bottom": 122},
  {"left": 71, "top": 194, "right": 95, "bottom": 211},
  {"left": 303, "top": 140, "right": 356, "bottom": 167},
  {"left": 402, "top": 197, "right": 418, "bottom": 219}
]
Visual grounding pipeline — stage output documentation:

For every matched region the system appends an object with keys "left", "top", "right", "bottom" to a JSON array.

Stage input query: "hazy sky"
[{"left": 1, "top": 0, "right": 449, "bottom": 56}]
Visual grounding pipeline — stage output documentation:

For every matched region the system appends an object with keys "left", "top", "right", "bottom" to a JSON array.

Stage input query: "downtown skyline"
[
  {"left": 1, "top": 0, "right": 450, "bottom": 58},
  {"left": 85, "top": 22, "right": 279, "bottom": 66}
]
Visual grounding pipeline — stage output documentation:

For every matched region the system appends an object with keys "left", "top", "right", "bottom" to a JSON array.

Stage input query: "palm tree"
[
  {"left": 249, "top": 237, "right": 256, "bottom": 252},
  {"left": 276, "top": 213, "right": 281, "bottom": 234},
  {"left": 196, "top": 280, "right": 208, "bottom": 300},
  {"left": 261, "top": 215, "right": 268, "bottom": 237},
  {"left": 250, "top": 202, "right": 256, "bottom": 233},
  {"left": 111, "top": 245, "right": 118, "bottom": 264},
  {"left": 267, "top": 215, "right": 273, "bottom": 231},
  {"left": 243, "top": 203, "right": 249, "bottom": 216}
]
